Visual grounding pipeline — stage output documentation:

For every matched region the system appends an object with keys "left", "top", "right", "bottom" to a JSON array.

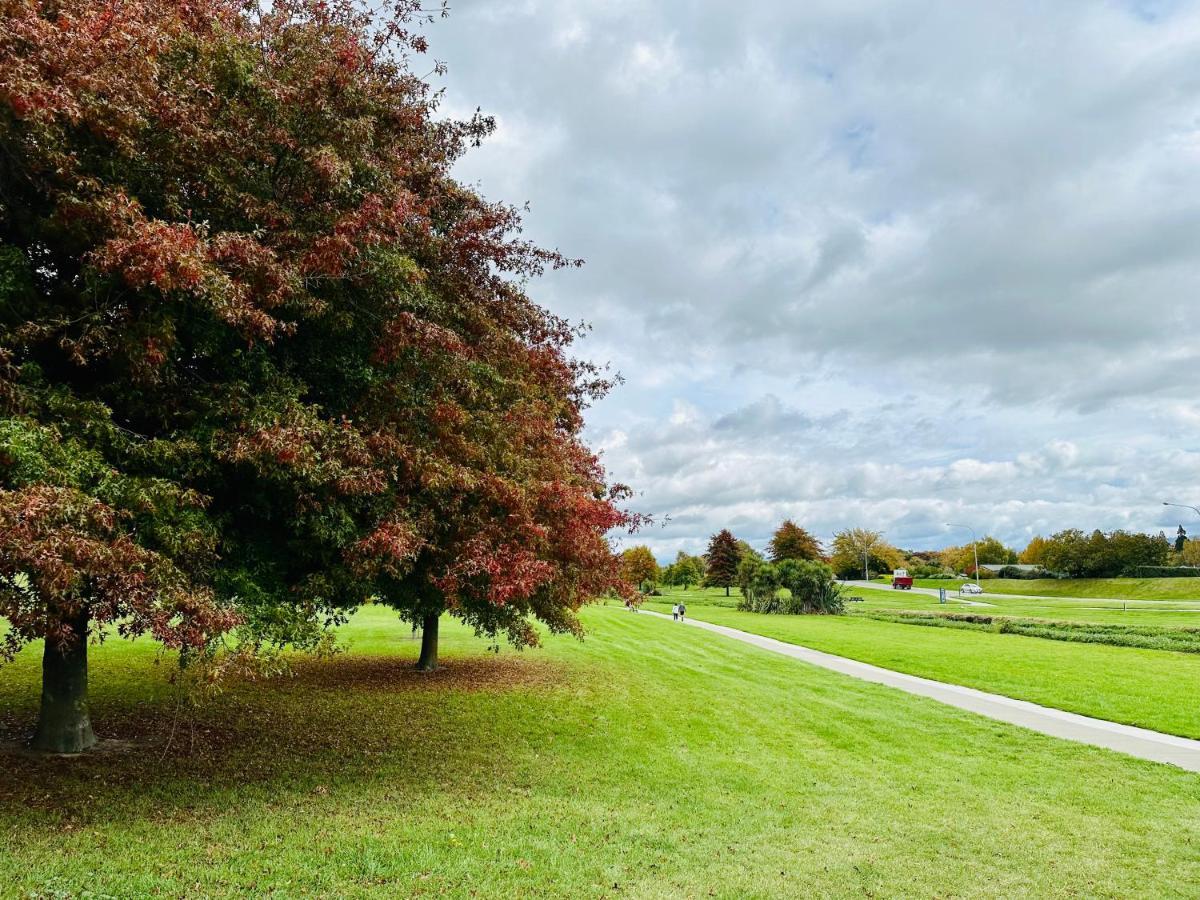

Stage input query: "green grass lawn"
[
  {"left": 853, "top": 584, "right": 1200, "bottom": 626},
  {"left": 1, "top": 603, "right": 1199, "bottom": 897},
  {"left": 874, "top": 575, "right": 1200, "bottom": 601},
  {"left": 657, "top": 582, "right": 1200, "bottom": 625},
  {"left": 652, "top": 587, "right": 1200, "bottom": 738}
]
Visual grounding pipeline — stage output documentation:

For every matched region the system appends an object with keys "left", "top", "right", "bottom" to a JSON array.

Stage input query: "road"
[
  {"left": 644, "top": 609, "right": 1200, "bottom": 772},
  {"left": 841, "top": 580, "right": 1200, "bottom": 611},
  {"left": 841, "top": 580, "right": 995, "bottom": 606}
]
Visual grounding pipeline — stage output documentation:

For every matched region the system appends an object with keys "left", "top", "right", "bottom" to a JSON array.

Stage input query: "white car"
[{"left": 960, "top": 583, "right": 984, "bottom": 595}]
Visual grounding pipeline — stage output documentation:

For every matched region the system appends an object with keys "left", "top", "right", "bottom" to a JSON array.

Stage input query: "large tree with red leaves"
[
  {"left": 769, "top": 520, "right": 823, "bottom": 563},
  {"left": 704, "top": 530, "right": 741, "bottom": 596},
  {"left": 0, "top": 0, "right": 636, "bottom": 751}
]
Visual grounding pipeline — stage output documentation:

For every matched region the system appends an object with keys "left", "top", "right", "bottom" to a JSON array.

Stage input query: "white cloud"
[
  {"left": 428, "top": 1, "right": 1200, "bottom": 557},
  {"left": 552, "top": 20, "right": 589, "bottom": 50},
  {"left": 611, "top": 36, "right": 683, "bottom": 91}
]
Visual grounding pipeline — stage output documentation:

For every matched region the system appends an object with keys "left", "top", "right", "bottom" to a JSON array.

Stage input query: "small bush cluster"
[
  {"left": 905, "top": 564, "right": 948, "bottom": 578},
  {"left": 737, "top": 559, "right": 845, "bottom": 615},
  {"left": 863, "top": 610, "right": 1200, "bottom": 654},
  {"left": 995, "top": 566, "right": 1051, "bottom": 580}
]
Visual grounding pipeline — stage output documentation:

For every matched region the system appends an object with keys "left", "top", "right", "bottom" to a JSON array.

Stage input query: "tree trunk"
[
  {"left": 31, "top": 612, "right": 96, "bottom": 754},
  {"left": 415, "top": 612, "right": 439, "bottom": 672},
  {"left": 725, "top": 585, "right": 730, "bottom": 597}
]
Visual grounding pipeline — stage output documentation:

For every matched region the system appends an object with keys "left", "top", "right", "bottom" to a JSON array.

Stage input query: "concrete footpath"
[{"left": 643, "top": 609, "right": 1200, "bottom": 772}]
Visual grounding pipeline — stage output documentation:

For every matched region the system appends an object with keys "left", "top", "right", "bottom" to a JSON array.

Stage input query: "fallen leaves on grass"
[
  {"left": 0, "top": 652, "right": 573, "bottom": 820},
  {"left": 285, "top": 654, "right": 569, "bottom": 694}
]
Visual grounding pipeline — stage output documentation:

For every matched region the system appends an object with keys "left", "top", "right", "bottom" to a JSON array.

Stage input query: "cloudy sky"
[{"left": 427, "top": 0, "right": 1200, "bottom": 560}]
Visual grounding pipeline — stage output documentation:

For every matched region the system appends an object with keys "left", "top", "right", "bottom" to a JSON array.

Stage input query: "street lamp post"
[
  {"left": 945, "top": 522, "right": 980, "bottom": 586},
  {"left": 1163, "top": 501, "right": 1200, "bottom": 520},
  {"left": 1164, "top": 502, "right": 1200, "bottom": 554}
]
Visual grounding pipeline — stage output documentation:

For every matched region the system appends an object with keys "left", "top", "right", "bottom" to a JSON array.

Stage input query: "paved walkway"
[{"left": 644, "top": 610, "right": 1200, "bottom": 772}]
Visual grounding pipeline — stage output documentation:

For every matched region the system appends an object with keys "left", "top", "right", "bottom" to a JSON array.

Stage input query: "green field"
[
  {"left": 875, "top": 575, "right": 1200, "bottom": 601},
  {"left": 853, "top": 584, "right": 1200, "bottom": 625},
  {"left": 1, "top": 603, "right": 1198, "bottom": 897},
  {"left": 660, "top": 582, "right": 1200, "bottom": 625},
  {"left": 651, "top": 587, "right": 1200, "bottom": 738}
]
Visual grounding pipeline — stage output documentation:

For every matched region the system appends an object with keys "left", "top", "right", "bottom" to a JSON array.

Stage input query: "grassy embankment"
[
  {"left": 650, "top": 586, "right": 1200, "bottom": 738},
  {"left": 862, "top": 608, "right": 1200, "bottom": 653},
  {"left": 661, "top": 581, "right": 1200, "bottom": 625},
  {"left": 854, "top": 584, "right": 1200, "bottom": 626},
  {"left": 873, "top": 574, "right": 1200, "bottom": 601},
  {"left": 1, "top": 603, "right": 1199, "bottom": 897}
]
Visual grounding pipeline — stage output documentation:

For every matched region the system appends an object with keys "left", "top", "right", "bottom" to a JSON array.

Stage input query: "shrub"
[
  {"left": 739, "top": 560, "right": 845, "bottom": 615},
  {"left": 738, "top": 562, "right": 783, "bottom": 612},
  {"left": 779, "top": 559, "right": 845, "bottom": 614},
  {"left": 997, "top": 566, "right": 1047, "bottom": 580}
]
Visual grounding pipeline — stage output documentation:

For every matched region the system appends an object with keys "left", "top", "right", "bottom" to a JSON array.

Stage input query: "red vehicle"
[{"left": 892, "top": 568, "right": 914, "bottom": 590}]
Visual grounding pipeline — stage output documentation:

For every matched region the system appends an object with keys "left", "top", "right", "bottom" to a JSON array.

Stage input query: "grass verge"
[
  {"left": 0, "top": 604, "right": 1198, "bottom": 896},
  {"left": 877, "top": 575, "right": 1200, "bottom": 601},
  {"left": 648, "top": 591, "right": 1200, "bottom": 739},
  {"left": 852, "top": 584, "right": 1200, "bottom": 626},
  {"left": 862, "top": 608, "right": 1200, "bottom": 653}
]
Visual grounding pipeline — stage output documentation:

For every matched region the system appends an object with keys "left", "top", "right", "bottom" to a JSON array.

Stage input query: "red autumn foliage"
[
  {"left": 1, "top": 0, "right": 642, "bottom": 716},
  {"left": 0, "top": 485, "right": 239, "bottom": 660}
]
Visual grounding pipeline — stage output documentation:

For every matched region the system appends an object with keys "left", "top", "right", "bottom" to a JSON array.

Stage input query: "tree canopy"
[
  {"left": 940, "top": 537, "right": 1017, "bottom": 574},
  {"left": 1028, "top": 529, "right": 1169, "bottom": 578},
  {"left": 828, "top": 529, "right": 901, "bottom": 579},
  {"left": 1019, "top": 535, "right": 1051, "bottom": 566},
  {"left": 768, "top": 520, "right": 823, "bottom": 562},
  {"left": 704, "top": 529, "right": 740, "bottom": 595},
  {"left": 0, "top": 0, "right": 637, "bottom": 749},
  {"left": 619, "top": 546, "right": 659, "bottom": 591},
  {"left": 664, "top": 551, "right": 704, "bottom": 590},
  {"left": 1173, "top": 537, "right": 1200, "bottom": 567},
  {"left": 736, "top": 543, "right": 766, "bottom": 597}
]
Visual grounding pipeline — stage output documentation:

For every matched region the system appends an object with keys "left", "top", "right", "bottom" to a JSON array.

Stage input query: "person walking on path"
[
  {"left": 671, "top": 603, "right": 680, "bottom": 621},
  {"left": 677, "top": 602, "right": 686, "bottom": 622}
]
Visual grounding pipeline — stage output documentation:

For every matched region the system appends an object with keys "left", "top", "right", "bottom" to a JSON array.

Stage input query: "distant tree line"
[
  {"left": 1019, "top": 529, "right": 1173, "bottom": 578},
  {"left": 619, "top": 520, "right": 843, "bottom": 614},
  {"left": 618, "top": 520, "right": 1200, "bottom": 608}
]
